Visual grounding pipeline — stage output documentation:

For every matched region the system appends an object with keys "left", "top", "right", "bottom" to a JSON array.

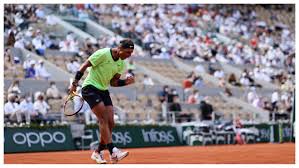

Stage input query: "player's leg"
[
  {"left": 106, "top": 105, "right": 129, "bottom": 163},
  {"left": 90, "top": 102, "right": 109, "bottom": 164},
  {"left": 81, "top": 86, "right": 108, "bottom": 164},
  {"left": 106, "top": 105, "right": 115, "bottom": 133}
]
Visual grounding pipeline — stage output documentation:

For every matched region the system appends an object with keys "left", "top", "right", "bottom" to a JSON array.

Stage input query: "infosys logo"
[
  {"left": 142, "top": 129, "right": 175, "bottom": 144},
  {"left": 12, "top": 131, "right": 66, "bottom": 147},
  {"left": 96, "top": 131, "right": 132, "bottom": 145}
]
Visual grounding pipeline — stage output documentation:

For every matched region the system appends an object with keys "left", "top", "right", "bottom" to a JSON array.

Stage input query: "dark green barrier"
[
  {"left": 244, "top": 124, "right": 272, "bottom": 143},
  {"left": 86, "top": 125, "right": 181, "bottom": 148},
  {"left": 4, "top": 126, "right": 75, "bottom": 153},
  {"left": 273, "top": 123, "right": 292, "bottom": 143},
  {"left": 181, "top": 125, "right": 235, "bottom": 145},
  {"left": 244, "top": 123, "right": 292, "bottom": 143}
]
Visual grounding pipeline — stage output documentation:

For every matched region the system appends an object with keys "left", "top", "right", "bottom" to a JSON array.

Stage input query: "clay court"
[{"left": 4, "top": 143, "right": 295, "bottom": 164}]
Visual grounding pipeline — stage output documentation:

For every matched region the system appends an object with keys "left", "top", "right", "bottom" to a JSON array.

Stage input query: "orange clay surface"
[{"left": 4, "top": 143, "right": 295, "bottom": 164}]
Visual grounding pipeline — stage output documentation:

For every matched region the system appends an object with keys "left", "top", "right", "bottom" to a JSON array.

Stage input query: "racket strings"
[{"left": 64, "top": 94, "right": 84, "bottom": 116}]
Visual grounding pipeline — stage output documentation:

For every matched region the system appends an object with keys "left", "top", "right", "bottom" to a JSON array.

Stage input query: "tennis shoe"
[
  {"left": 91, "top": 150, "right": 107, "bottom": 164},
  {"left": 110, "top": 147, "right": 129, "bottom": 163}
]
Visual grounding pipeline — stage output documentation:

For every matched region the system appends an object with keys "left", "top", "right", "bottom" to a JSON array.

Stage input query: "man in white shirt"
[
  {"left": 35, "top": 5, "right": 45, "bottom": 19},
  {"left": 23, "top": 54, "right": 35, "bottom": 70},
  {"left": 214, "top": 69, "right": 225, "bottom": 79},
  {"left": 19, "top": 95, "right": 36, "bottom": 124},
  {"left": 25, "top": 26, "right": 34, "bottom": 38},
  {"left": 66, "top": 59, "right": 81, "bottom": 74},
  {"left": 271, "top": 91, "right": 280, "bottom": 112},
  {"left": 143, "top": 74, "right": 154, "bottom": 86},
  {"left": 4, "top": 94, "right": 21, "bottom": 123},
  {"left": 194, "top": 64, "right": 206, "bottom": 73},
  {"left": 35, "top": 60, "right": 51, "bottom": 80},
  {"left": 46, "top": 81, "right": 62, "bottom": 99},
  {"left": 247, "top": 87, "right": 258, "bottom": 104},
  {"left": 14, "top": 36, "right": 25, "bottom": 49},
  {"left": 33, "top": 94, "right": 50, "bottom": 119}
]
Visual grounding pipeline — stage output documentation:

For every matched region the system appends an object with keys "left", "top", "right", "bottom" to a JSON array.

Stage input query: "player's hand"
[
  {"left": 69, "top": 83, "right": 77, "bottom": 94},
  {"left": 125, "top": 74, "right": 135, "bottom": 85}
]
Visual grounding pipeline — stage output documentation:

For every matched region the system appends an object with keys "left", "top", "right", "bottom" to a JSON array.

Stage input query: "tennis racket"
[{"left": 63, "top": 91, "right": 84, "bottom": 116}]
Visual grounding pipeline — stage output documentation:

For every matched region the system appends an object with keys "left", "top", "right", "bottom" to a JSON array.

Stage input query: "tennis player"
[{"left": 69, "top": 38, "right": 135, "bottom": 164}]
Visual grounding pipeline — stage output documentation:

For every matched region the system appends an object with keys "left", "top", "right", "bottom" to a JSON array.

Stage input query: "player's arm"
[
  {"left": 110, "top": 73, "right": 135, "bottom": 87},
  {"left": 69, "top": 60, "right": 92, "bottom": 92}
]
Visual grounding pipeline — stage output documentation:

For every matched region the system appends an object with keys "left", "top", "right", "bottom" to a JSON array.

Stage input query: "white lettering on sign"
[
  {"left": 142, "top": 129, "right": 175, "bottom": 144},
  {"left": 12, "top": 131, "right": 66, "bottom": 147}
]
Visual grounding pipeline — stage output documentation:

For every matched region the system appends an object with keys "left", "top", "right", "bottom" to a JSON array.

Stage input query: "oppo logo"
[
  {"left": 13, "top": 131, "right": 66, "bottom": 147},
  {"left": 142, "top": 129, "right": 175, "bottom": 144}
]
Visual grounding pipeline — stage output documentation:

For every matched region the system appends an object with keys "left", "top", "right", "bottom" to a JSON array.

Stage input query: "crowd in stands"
[
  {"left": 55, "top": 4, "right": 294, "bottom": 117},
  {"left": 5, "top": 80, "right": 57, "bottom": 125},
  {"left": 4, "top": 79, "right": 99, "bottom": 126},
  {"left": 74, "top": 4, "right": 294, "bottom": 88},
  {"left": 245, "top": 87, "right": 293, "bottom": 120},
  {"left": 4, "top": 4, "right": 295, "bottom": 126}
]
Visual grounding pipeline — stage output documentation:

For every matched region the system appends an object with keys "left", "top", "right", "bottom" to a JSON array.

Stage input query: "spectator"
[
  {"left": 187, "top": 89, "right": 200, "bottom": 104},
  {"left": 6, "top": 29, "right": 16, "bottom": 46},
  {"left": 66, "top": 58, "right": 81, "bottom": 74},
  {"left": 143, "top": 74, "right": 154, "bottom": 86},
  {"left": 23, "top": 54, "right": 34, "bottom": 70},
  {"left": 4, "top": 94, "right": 21, "bottom": 123},
  {"left": 168, "top": 95, "right": 192, "bottom": 123},
  {"left": 25, "top": 62, "right": 36, "bottom": 78},
  {"left": 14, "top": 34, "right": 26, "bottom": 49},
  {"left": 158, "top": 85, "right": 170, "bottom": 121},
  {"left": 239, "top": 72, "right": 251, "bottom": 87},
  {"left": 8, "top": 80, "right": 21, "bottom": 95},
  {"left": 194, "top": 64, "right": 206, "bottom": 73},
  {"left": 19, "top": 95, "right": 36, "bottom": 124},
  {"left": 32, "top": 30, "right": 46, "bottom": 56},
  {"left": 193, "top": 75, "right": 204, "bottom": 88},
  {"left": 59, "top": 39, "right": 71, "bottom": 52},
  {"left": 271, "top": 90, "right": 280, "bottom": 112},
  {"left": 167, "top": 88, "right": 179, "bottom": 104},
  {"left": 35, "top": 60, "right": 51, "bottom": 80},
  {"left": 69, "top": 38, "right": 80, "bottom": 52},
  {"left": 247, "top": 87, "right": 258, "bottom": 104},
  {"left": 33, "top": 93, "right": 50, "bottom": 121},
  {"left": 281, "top": 76, "right": 294, "bottom": 91},
  {"left": 199, "top": 100, "right": 214, "bottom": 121},
  {"left": 46, "top": 81, "right": 62, "bottom": 100},
  {"left": 25, "top": 26, "right": 34, "bottom": 38},
  {"left": 35, "top": 5, "right": 46, "bottom": 19},
  {"left": 182, "top": 72, "right": 194, "bottom": 98},
  {"left": 252, "top": 95, "right": 263, "bottom": 108},
  {"left": 66, "top": 31, "right": 75, "bottom": 42},
  {"left": 263, "top": 99, "right": 273, "bottom": 111},
  {"left": 213, "top": 69, "right": 225, "bottom": 80},
  {"left": 158, "top": 85, "right": 169, "bottom": 103},
  {"left": 228, "top": 73, "right": 241, "bottom": 86}
]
